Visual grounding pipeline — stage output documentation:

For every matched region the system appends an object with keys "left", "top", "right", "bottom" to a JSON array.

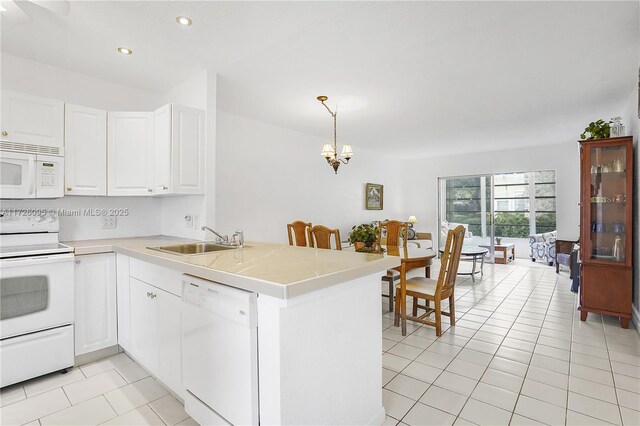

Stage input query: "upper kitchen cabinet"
[
  {"left": 154, "top": 104, "right": 205, "bottom": 195},
  {"left": 108, "top": 112, "right": 155, "bottom": 196},
  {"left": 1, "top": 90, "right": 64, "bottom": 150},
  {"left": 64, "top": 104, "right": 107, "bottom": 196}
]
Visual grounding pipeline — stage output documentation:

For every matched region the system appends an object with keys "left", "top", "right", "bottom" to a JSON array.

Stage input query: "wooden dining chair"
[
  {"left": 287, "top": 221, "right": 312, "bottom": 247},
  {"left": 378, "top": 220, "right": 409, "bottom": 248},
  {"left": 307, "top": 225, "right": 342, "bottom": 250},
  {"left": 379, "top": 220, "right": 409, "bottom": 311},
  {"left": 394, "top": 225, "right": 465, "bottom": 336}
]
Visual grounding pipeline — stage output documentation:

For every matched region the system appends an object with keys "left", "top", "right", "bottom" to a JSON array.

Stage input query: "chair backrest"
[
  {"left": 436, "top": 225, "right": 466, "bottom": 295},
  {"left": 287, "top": 221, "right": 312, "bottom": 247},
  {"left": 307, "top": 225, "right": 342, "bottom": 250},
  {"left": 379, "top": 220, "right": 408, "bottom": 247}
]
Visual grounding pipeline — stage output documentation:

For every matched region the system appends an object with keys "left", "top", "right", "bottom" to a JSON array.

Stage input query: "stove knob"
[{"left": 34, "top": 216, "right": 43, "bottom": 222}]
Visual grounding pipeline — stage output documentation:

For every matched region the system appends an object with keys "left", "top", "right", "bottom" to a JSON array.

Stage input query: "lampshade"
[
  {"left": 321, "top": 144, "right": 334, "bottom": 158},
  {"left": 341, "top": 144, "right": 354, "bottom": 158},
  {"left": 408, "top": 216, "right": 417, "bottom": 224}
]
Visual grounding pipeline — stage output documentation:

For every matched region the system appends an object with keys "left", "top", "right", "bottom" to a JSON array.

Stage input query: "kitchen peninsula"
[{"left": 66, "top": 236, "right": 398, "bottom": 425}]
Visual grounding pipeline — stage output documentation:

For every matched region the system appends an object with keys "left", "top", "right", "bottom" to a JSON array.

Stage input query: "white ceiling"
[{"left": 2, "top": 1, "right": 638, "bottom": 158}]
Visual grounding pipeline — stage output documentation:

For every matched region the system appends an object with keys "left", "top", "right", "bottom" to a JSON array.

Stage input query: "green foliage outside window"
[{"left": 445, "top": 171, "right": 556, "bottom": 239}]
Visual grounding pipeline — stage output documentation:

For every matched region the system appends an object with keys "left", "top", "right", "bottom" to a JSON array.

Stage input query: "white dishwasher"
[{"left": 182, "top": 275, "right": 259, "bottom": 426}]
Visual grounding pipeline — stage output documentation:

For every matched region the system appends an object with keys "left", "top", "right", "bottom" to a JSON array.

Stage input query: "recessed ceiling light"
[
  {"left": 176, "top": 16, "right": 192, "bottom": 26},
  {"left": 117, "top": 47, "right": 133, "bottom": 55}
]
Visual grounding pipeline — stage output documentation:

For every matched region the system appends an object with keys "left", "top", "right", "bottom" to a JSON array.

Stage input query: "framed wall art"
[{"left": 365, "top": 183, "right": 383, "bottom": 210}]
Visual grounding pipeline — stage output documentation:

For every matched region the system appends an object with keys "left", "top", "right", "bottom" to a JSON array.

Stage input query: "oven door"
[
  {"left": 0, "top": 150, "right": 36, "bottom": 199},
  {"left": 0, "top": 253, "right": 74, "bottom": 339}
]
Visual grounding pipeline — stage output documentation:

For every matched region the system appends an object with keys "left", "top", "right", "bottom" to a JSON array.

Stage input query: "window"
[
  {"left": 494, "top": 172, "right": 531, "bottom": 238},
  {"left": 444, "top": 177, "right": 489, "bottom": 237},
  {"left": 494, "top": 171, "right": 556, "bottom": 238},
  {"left": 534, "top": 171, "right": 557, "bottom": 234},
  {"left": 442, "top": 170, "right": 556, "bottom": 240}
]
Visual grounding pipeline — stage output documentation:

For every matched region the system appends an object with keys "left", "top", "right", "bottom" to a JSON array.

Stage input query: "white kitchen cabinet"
[
  {"left": 154, "top": 104, "right": 172, "bottom": 195},
  {"left": 74, "top": 253, "right": 117, "bottom": 356},
  {"left": 107, "top": 112, "right": 154, "bottom": 196},
  {"left": 154, "top": 104, "right": 205, "bottom": 195},
  {"left": 129, "top": 277, "right": 159, "bottom": 373},
  {"left": 64, "top": 104, "right": 107, "bottom": 196},
  {"left": 0, "top": 90, "right": 64, "bottom": 150},
  {"left": 116, "top": 254, "right": 131, "bottom": 351},
  {"left": 156, "top": 289, "right": 184, "bottom": 398},
  {"left": 128, "top": 272, "right": 183, "bottom": 397}
]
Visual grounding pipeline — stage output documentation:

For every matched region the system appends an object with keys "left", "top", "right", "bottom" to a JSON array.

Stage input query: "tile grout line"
[
  {"left": 454, "top": 267, "right": 544, "bottom": 425},
  {"left": 479, "top": 267, "right": 553, "bottom": 425},
  {"left": 602, "top": 314, "right": 626, "bottom": 425},
  {"left": 386, "top": 264, "right": 504, "bottom": 423},
  {"left": 389, "top": 265, "right": 539, "bottom": 424}
]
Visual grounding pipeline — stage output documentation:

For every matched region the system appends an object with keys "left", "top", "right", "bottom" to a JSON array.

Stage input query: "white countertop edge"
[{"left": 67, "top": 236, "right": 399, "bottom": 299}]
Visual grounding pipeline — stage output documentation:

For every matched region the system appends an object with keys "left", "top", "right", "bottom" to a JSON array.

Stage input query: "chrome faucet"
[
  {"left": 231, "top": 229, "right": 244, "bottom": 248},
  {"left": 201, "top": 226, "right": 228, "bottom": 243}
]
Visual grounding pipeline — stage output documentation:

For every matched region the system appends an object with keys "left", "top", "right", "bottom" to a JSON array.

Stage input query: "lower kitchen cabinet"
[
  {"left": 116, "top": 254, "right": 131, "bottom": 351},
  {"left": 74, "top": 253, "right": 117, "bottom": 356},
  {"left": 156, "top": 289, "right": 182, "bottom": 396},
  {"left": 126, "top": 271, "right": 184, "bottom": 398},
  {"left": 129, "top": 277, "right": 159, "bottom": 372}
]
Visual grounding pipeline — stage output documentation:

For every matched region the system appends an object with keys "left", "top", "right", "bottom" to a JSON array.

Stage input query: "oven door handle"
[{"left": 0, "top": 253, "right": 74, "bottom": 267}]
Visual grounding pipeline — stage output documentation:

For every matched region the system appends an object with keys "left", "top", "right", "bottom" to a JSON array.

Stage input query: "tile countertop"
[{"left": 63, "top": 236, "right": 399, "bottom": 299}]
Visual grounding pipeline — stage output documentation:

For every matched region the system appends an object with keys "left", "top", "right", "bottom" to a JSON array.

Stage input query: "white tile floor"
[
  {"left": 382, "top": 259, "right": 640, "bottom": 426},
  {"left": 1, "top": 259, "right": 639, "bottom": 426},
  {"left": 0, "top": 353, "right": 196, "bottom": 426}
]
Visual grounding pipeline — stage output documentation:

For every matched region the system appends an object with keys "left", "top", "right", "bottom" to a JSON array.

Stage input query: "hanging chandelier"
[{"left": 317, "top": 96, "right": 353, "bottom": 174}]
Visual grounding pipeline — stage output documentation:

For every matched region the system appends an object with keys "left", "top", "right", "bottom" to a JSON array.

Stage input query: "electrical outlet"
[
  {"left": 102, "top": 216, "right": 116, "bottom": 229},
  {"left": 184, "top": 214, "right": 193, "bottom": 228}
]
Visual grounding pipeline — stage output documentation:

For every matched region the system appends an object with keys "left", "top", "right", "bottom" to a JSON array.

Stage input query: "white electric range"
[{"left": 0, "top": 212, "right": 75, "bottom": 387}]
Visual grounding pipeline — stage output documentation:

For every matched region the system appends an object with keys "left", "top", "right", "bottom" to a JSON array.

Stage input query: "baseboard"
[
  {"left": 365, "top": 406, "right": 386, "bottom": 425},
  {"left": 632, "top": 304, "right": 640, "bottom": 336},
  {"left": 74, "top": 344, "right": 119, "bottom": 366}
]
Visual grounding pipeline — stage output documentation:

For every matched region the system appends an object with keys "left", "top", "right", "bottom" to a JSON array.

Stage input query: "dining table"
[{"left": 383, "top": 245, "right": 438, "bottom": 335}]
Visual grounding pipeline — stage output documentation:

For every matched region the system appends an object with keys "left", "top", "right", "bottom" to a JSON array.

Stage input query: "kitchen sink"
[{"left": 147, "top": 242, "right": 238, "bottom": 255}]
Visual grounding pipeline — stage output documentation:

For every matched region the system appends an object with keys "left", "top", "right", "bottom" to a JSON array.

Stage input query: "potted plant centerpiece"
[
  {"left": 349, "top": 222, "right": 379, "bottom": 252},
  {"left": 495, "top": 228, "right": 502, "bottom": 245}
]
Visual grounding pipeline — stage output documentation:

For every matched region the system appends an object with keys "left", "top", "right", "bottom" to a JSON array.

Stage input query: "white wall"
[
  {"left": 0, "top": 54, "right": 164, "bottom": 241},
  {"left": 622, "top": 88, "right": 639, "bottom": 318},
  {"left": 215, "top": 111, "right": 407, "bottom": 243},
  {"left": 0, "top": 197, "right": 160, "bottom": 241},
  {"left": 402, "top": 141, "right": 581, "bottom": 257},
  {"left": 1, "top": 53, "right": 163, "bottom": 111}
]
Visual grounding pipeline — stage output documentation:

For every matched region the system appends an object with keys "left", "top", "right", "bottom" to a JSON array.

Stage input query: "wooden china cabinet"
[{"left": 578, "top": 136, "right": 633, "bottom": 328}]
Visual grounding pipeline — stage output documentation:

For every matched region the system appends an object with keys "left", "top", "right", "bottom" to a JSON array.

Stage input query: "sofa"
[
  {"left": 529, "top": 230, "right": 557, "bottom": 265},
  {"left": 440, "top": 221, "right": 472, "bottom": 244}
]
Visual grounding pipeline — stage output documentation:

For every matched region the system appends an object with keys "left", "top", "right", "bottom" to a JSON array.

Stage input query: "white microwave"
[{"left": 0, "top": 150, "right": 64, "bottom": 199}]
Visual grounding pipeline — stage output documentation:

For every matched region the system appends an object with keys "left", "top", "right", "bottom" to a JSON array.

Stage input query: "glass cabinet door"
[{"left": 588, "top": 145, "right": 627, "bottom": 263}]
